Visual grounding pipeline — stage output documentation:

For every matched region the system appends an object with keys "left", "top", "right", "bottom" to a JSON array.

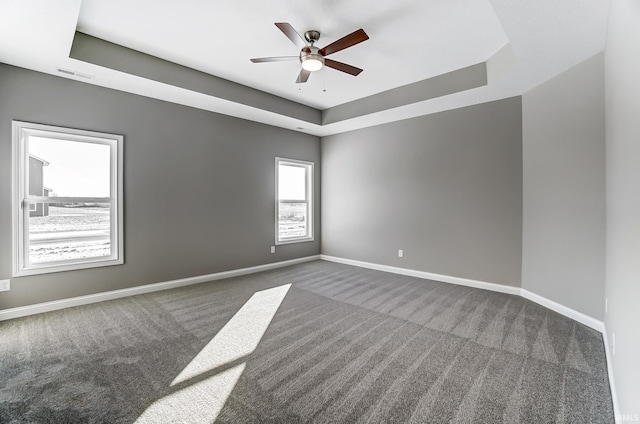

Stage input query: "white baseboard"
[
  {"left": 320, "top": 255, "right": 521, "bottom": 295},
  {"left": 320, "top": 255, "right": 604, "bottom": 333},
  {"left": 0, "top": 255, "right": 321, "bottom": 322},
  {"left": 602, "top": 326, "right": 621, "bottom": 423},
  {"left": 4, "top": 253, "right": 606, "bottom": 335},
  {"left": 520, "top": 289, "right": 604, "bottom": 333}
]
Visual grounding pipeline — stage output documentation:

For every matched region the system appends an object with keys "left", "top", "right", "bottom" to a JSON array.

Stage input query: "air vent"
[{"left": 56, "top": 68, "right": 94, "bottom": 80}]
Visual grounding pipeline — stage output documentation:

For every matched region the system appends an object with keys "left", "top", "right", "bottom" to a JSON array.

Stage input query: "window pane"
[
  {"left": 278, "top": 164, "right": 306, "bottom": 201},
  {"left": 29, "top": 203, "right": 111, "bottom": 264},
  {"left": 275, "top": 158, "right": 313, "bottom": 244},
  {"left": 14, "top": 121, "right": 123, "bottom": 276},
  {"left": 29, "top": 136, "right": 111, "bottom": 197},
  {"left": 278, "top": 202, "right": 307, "bottom": 239}
]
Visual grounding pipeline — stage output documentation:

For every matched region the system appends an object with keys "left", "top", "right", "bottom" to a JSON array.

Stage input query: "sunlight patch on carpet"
[{"left": 135, "top": 283, "right": 291, "bottom": 423}]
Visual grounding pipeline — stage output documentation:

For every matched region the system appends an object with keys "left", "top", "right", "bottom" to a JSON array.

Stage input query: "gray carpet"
[{"left": 0, "top": 260, "right": 613, "bottom": 423}]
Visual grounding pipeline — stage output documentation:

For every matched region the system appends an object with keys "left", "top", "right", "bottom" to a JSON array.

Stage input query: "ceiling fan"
[{"left": 250, "top": 22, "right": 369, "bottom": 84}]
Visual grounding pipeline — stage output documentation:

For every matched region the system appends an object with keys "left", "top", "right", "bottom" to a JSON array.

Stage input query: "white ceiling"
[{"left": 0, "top": 0, "right": 611, "bottom": 136}]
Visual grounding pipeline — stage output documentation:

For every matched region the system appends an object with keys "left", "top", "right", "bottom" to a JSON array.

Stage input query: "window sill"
[
  {"left": 275, "top": 237, "right": 315, "bottom": 246},
  {"left": 14, "top": 257, "right": 123, "bottom": 277}
]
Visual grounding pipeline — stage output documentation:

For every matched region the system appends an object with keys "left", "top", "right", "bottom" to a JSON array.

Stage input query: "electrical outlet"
[
  {"left": 0, "top": 279, "right": 10, "bottom": 292},
  {"left": 612, "top": 333, "right": 616, "bottom": 355},
  {"left": 398, "top": 249, "right": 404, "bottom": 258},
  {"left": 270, "top": 246, "right": 276, "bottom": 254}
]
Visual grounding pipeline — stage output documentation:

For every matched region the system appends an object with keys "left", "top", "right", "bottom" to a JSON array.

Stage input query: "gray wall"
[
  {"left": 321, "top": 98, "right": 523, "bottom": 287},
  {"left": 0, "top": 64, "right": 320, "bottom": 311},
  {"left": 521, "top": 53, "right": 606, "bottom": 320},
  {"left": 605, "top": 0, "right": 640, "bottom": 415}
]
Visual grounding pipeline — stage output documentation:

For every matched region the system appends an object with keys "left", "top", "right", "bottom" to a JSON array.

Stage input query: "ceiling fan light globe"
[{"left": 301, "top": 54, "right": 324, "bottom": 72}]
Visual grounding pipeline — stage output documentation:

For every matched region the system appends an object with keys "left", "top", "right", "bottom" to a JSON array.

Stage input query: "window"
[
  {"left": 276, "top": 158, "right": 313, "bottom": 244},
  {"left": 12, "top": 121, "right": 124, "bottom": 276}
]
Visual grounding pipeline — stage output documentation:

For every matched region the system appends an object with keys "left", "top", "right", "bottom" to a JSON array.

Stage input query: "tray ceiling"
[{"left": 0, "top": 0, "right": 610, "bottom": 136}]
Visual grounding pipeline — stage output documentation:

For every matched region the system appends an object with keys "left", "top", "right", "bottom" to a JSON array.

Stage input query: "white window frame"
[
  {"left": 275, "top": 157, "right": 314, "bottom": 245},
  {"left": 12, "top": 121, "right": 124, "bottom": 276}
]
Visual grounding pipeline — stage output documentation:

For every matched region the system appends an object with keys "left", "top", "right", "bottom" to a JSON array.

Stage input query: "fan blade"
[
  {"left": 325, "top": 58, "right": 363, "bottom": 76},
  {"left": 319, "top": 29, "right": 369, "bottom": 56},
  {"left": 275, "top": 22, "right": 307, "bottom": 49},
  {"left": 250, "top": 56, "right": 299, "bottom": 63},
  {"left": 296, "top": 69, "right": 311, "bottom": 84}
]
